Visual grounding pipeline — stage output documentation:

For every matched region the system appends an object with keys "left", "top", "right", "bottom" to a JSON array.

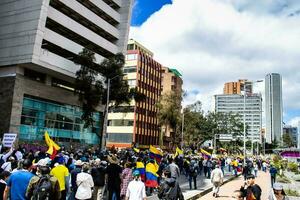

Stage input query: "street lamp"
[
  {"left": 103, "top": 74, "right": 124, "bottom": 149},
  {"left": 242, "top": 80, "right": 263, "bottom": 166}
]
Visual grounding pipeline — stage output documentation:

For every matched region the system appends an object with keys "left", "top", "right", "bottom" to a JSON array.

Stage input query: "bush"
[
  {"left": 287, "top": 162, "right": 299, "bottom": 173},
  {"left": 285, "top": 189, "right": 300, "bottom": 197},
  {"left": 277, "top": 176, "right": 292, "bottom": 183}
]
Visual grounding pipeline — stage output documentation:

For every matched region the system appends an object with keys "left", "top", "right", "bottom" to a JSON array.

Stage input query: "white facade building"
[
  {"left": 215, "top": 94, "right": 262, "bottom": 142},
  {"left": 265, "top": 73, "right": 283, "bottom": 144}
]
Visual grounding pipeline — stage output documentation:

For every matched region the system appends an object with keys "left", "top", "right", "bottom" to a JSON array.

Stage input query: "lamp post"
[
  {"left": 103, "top": 75, "right": 123, "bottom": 149},
  {"left": 243, "top": 80, "right": 263, "bottom": 166}
]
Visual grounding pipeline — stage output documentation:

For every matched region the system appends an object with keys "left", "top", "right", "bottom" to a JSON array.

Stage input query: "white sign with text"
[{"left": 2, "top": 133, "right": 17, "bottom": 147}]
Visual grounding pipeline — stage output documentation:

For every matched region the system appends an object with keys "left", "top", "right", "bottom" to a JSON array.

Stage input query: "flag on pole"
[
  {"left": 200, "top": 148, "right": 211, "bottom": 159},
  {"left": 149, "top": 145, "right": 163, "bottom": 163},
  {"left": 145, "top": 162, "right": 159, "bottom": 188},
  {"left": 44, "top": 131, "right": 60, "bottom": 160}
]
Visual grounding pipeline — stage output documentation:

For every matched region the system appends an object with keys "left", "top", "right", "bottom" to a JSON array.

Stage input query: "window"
[
  {"left": 123, "top": 67, "right": 137, "bottom": 73},
  {"left": 126, "top": 54, "right": 137, "bottom": 60},
  {"left": 107, "top": 133, "right": 133, "bottom": 143},
  {"left": 108, "top": 119, "right": 134, "bottom": 126},
  {"left": 24, "top": 68, "right": 46, "bottom": 83}
]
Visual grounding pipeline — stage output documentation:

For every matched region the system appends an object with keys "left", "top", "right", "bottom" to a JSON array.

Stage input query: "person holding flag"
[
  {"left": 145, "top": 159, "right": 159, "bottom": 196},
  {"left": 149, "top": 145, "right": 163, "bottom": 163},
  {"left": 136, "top": 158, "right": 146, "bottom": 181}
]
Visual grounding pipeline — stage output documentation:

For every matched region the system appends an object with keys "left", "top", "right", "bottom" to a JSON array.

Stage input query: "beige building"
[
  {"left": 106, "top": 39, "right": 162, "bottom": 148},
  {"left": 160, "top": 67, "right": 183, "bottom": 146}
]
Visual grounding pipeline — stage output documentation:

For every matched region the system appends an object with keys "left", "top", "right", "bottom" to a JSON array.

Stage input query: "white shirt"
[
  {"left": 126, "top": 179, "right": 146, "bottom": 200},
  {"left": 75, "top": 172, "right": 94, "bottom": 200},
  {"left": 211, "top": 168, "right": 224, "bottom": 183}
]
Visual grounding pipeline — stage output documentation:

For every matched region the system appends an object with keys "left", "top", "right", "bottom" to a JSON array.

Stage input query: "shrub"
[
  {"left": 287, "top": 162, "right": 299, "bottom": 173},
  {"left": 277, "top": 176, "right": 292, "bottom": 183},
  {"left": 285, "top": 189, "right": 300, "bottom": 197}
]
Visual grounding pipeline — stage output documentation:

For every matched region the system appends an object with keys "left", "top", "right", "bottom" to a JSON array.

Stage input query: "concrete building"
[
  {"left": 224, "top": 79, "right": 252, "bottom": 95},
  {"left": 106, "top": 39, "right": 162, "bottom": 148},
  {"left": 265, "top": 73, "right": 283, "bottom": 144},
  {"left": 0, "top": 0, "right": 133, "bottom": 145},
  {"left": 160, "top": 66, "right": 183, "bottom": 146},
  {"left": 214, "top": 94, "right": 262, "bottom": 142},
  {"left": 283, "top": 125, "right": 298, "bottom": 147}
]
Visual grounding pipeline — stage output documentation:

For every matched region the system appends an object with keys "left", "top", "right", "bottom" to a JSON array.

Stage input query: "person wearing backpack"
[
  {"left": 158, "top": 169, "right": 184, "bottom": 200},
  {"left": 26, "top": 159, "right": 61, "bottom": 200},
  {"left": 240, "top": 174, "right": 262, "bottom": 200},
  {"left": 188, "top": 158, "right": 198, "bottom": 190}
]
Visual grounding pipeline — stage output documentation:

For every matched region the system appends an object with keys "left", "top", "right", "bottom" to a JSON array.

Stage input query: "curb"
[{"left": 186, "top": 175, "right": 241, "bottom": 200}]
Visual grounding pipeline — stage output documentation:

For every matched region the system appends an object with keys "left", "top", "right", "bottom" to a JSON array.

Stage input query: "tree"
[
  {"left": 74, "top": 48, "right": 131, "bottom": 130},
  {"left": 282, "top": 133, "right": 294, "bottom": 147},
  {"left": 156, "top": 91, "right": 182, "bottom": 147}
]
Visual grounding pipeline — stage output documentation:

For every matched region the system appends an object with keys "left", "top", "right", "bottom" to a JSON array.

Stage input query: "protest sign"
[{"left": 2, "top": 133, "right": 17, "bottom": 147}]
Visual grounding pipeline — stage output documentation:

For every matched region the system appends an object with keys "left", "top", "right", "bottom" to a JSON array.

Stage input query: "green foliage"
[
  {"left": 285, "top": 189, "right": 300, "bottom": 197},
  {"left": 287, "top": 162, "right": 299, "bottom": 173},
  {"left": 282, "top": 133, "right": 294, "bottom": 148},
  {"left": 74, "top": 48, "right": 131, "bottom": 128},
  {"left": 277, "top": 176, "right": 291, "bottom": 183}
]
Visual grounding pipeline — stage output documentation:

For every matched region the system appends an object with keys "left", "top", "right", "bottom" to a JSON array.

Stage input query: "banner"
[{"left": 2, "top": 133, "right": 17, "bottom": 147}]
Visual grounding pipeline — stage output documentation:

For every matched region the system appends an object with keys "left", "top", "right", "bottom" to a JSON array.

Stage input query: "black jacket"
[
  {"left": 158, "top": 178, "right": 184, "bottom": 200},
  {"left": 240, "top": 184, "right": 262, "bottom": 200}
]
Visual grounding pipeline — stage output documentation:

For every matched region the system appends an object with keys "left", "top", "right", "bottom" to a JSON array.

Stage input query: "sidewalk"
[{"left": 197, "top": 171, "right": 271, "bottom": 200}]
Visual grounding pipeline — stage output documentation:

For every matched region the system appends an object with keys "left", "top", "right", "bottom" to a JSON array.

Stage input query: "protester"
[
  {"left": 211, "top": 165, "right": 224, "bottom": 198},
  {"left": 158, "top": 169, "right": 184, "bottom": 200},
  {"left": 3, "top": 159, "right": 34, "bottom": 200},
  {"left": 125, "top": 170, "right": 146, "bottom": 200},
  {"left": 167, "top": 157, "right": 180, "bottom": 179},
  {"left": 268, "top": 182, "right": 289, "bottom": 200},
  {"left": 240, "top": 174, "right": 262, "bottom": 200},
  {"left": 0, "top": 171, "right": 10, "bottom": 200},
  {"left": 121, "top": 162, "right": 133, "bottom": 199},
  {"left": 50, "top": 156, "right": 69, "bottom": 200},
  {"left": 70, "top": 160, "right": 83, "bottom": 200},
  {"left": 106, "top": 155, "right": 123, "bottom": 200},
  {"left": 26, "top": 158, "right": 61, "bottom": 200},
  {"left": 75, "top": 163, "right": 94, "bottom": 200},
  {"left": 91, "top": 159, "right": 107, "bottom": 200},
  {"left": 188, "top": 158, "right": 198, "bottom": 190}
]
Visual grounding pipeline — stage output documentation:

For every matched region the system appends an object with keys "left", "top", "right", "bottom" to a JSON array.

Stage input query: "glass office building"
[{"left": 19, "top": 96, "right": 101, "bottom": 144}]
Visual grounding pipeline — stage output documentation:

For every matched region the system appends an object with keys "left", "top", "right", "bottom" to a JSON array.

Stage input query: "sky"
[{"left": 129, "top": 0, "right": 300, "bottom": 127}]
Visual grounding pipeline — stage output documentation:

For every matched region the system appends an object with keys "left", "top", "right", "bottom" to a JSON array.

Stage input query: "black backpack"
[{"left": 32, "top": 176, "right": 52, "bottom": 200}]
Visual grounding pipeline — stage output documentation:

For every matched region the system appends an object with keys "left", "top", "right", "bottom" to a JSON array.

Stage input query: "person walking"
[
  {"left": 210, "top": 165, "right": 224, "bottom": 198},
  {"left": 121, "top": 162, "right": 133, "bottom": 199},
  {"left": 188, "top": 159, "right": 198, "bottom": 190},
  {"left": 0, "top": 171, "right": 10, "bottom": 200},
  {"left": 240, "top": 174, "right": 262, "bottom": 200},
  {"left": 203, "top": 158, "right": 208, "bottom": 178},
  {"left": 91, "top": 160, "right": 106, "bottom": 200},
  {"left": 125, "top": 170, "right": 146, "bottom": 200},
  {"left": 50, "top": 157, "right": 69, "bottom": 200},
  {"left": 167, "top": 157, "right": 180, "bottom": 179},
  {"left": 253, "top": 162, "right": 258, "bottom": 178},
  {"left": 26, "top": 159, "right": 61, "bottom": 200},
  {"left": 69, "top": 160, "right": 83, "bottom": 200},
  {"left": 106, "top": 155, "right": 123, "bottom": 200},
  {"left": 269, "top": 165, "right": 277, "bottom": 187},
  {"left": 75, "top": 163, "right": 94, "bottom": 200},
  {"left": 3, "top": 159, "right": 34, "bottom": 200},
  {"left": 158, "top": 169, "right": 184, "bottom": 200}
]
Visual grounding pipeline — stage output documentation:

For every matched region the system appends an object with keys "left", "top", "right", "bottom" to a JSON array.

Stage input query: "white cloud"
[
  {"left": 129, "top": 0, "right": 300, "bottom": 118},
  {"left": 287, "top": 117, "right": 300, "bottom": 127}
]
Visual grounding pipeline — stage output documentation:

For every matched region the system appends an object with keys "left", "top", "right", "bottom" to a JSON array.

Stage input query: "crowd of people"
[{"left": 0, "top": 143, "right": 290, "bottom": 200}]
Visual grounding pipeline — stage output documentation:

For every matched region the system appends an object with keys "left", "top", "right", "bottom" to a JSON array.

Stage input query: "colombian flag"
[
  {"left": 200, "top": 148, "right": 211, "bottom": 159},
  {"left": 149, "top": 145, "right": 163, "bottom": 163},
  {"left": 136, "top": 161, "right": 146, "bottom": 181},
  {"left": 45, "top": 132, "right": 60, "bottom": 160},
  {"left": 145, "top": 162, "right": 159, "bottom": 188}
]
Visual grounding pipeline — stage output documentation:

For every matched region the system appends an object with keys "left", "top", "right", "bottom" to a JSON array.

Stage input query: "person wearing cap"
[
  {"left": 125, "top": 170, "right": 146, "bottom": 200},
  {"left": 268, "top": 183, "right": 289, "bottom": 200},
  {"left": 211, "top": 165, "right": 224, "bottom": 198},
  {"left": 26, "top": 159, "right": 61, "bottom": 200},
  {"left": 69, "top": 160, "right": 83, "bottom": 200},
  {"left": 50, "top": 156, "right": 69, "bottom": 200},
  {"left": 240, "top": 174, "right": 262, "bottom": 200}
]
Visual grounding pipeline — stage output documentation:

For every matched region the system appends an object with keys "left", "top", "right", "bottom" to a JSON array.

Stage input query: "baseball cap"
[
  {"left": 132, "top": 170, "right": 140, "bottom": 177},
  {"left": 246, "top": 174, "right": 255, "bottom": 179}
]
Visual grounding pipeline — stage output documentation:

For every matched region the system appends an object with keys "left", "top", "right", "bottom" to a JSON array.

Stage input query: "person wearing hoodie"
[
  {"left": 158, "top": 169, "right": 184, "bottom": 200},
  {"left": 75, "top": 163, "right": 94, "bottom": 200}
]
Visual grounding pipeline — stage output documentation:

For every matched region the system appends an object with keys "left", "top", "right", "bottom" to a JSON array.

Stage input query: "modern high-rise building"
[
  {"left": 160, "top": 66, "right": 183, "bottom": 146},
  {"left": 265, "top": 73, "right": 283, "bottom": 144},
  {"left": 224, "top": 79, "right": 252, "bottom": 95},
  {"left": 0, "top": 0, "right": 133, "bottom": 145},
  {"left": 214, "top": 93, "right": 262, "bottom": 142},
  {"left": 106, "top": 39, "right": 162, "bottom": 148}
]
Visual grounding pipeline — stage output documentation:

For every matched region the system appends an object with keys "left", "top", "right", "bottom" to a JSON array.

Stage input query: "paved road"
[
  {"left": 147, "top": 168, "right": 234, "bottom": 200},
  {"left": 197, "top": 171, "right": 271, "bottom": 200}
]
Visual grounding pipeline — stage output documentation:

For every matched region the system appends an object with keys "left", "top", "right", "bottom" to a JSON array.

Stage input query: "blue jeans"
[{"left": 189, "top": 175, "right": 197, "bottom": 189}]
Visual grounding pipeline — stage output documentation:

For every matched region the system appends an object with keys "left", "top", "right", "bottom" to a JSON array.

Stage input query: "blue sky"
[
  {"left": 131, "top": 0, "right": 172, "bottom": 26},
  {"left": 129, "top": 0, "right": 300, "bottom": 127}
]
